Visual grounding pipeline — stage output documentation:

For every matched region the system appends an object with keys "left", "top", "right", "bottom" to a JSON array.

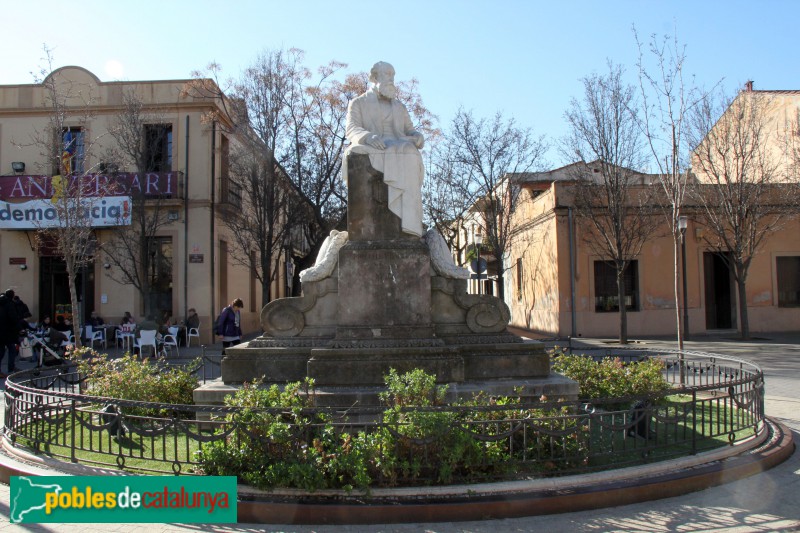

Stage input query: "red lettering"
[{"left": 142, "top": 491, "right": 157, "bottom": 508}]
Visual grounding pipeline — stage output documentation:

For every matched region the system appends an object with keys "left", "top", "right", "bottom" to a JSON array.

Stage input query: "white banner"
[{"left": 0, "top": 196, "right": 132, "bottom": 229}]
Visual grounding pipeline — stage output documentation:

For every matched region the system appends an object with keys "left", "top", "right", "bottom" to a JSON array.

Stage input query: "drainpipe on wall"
[
  {"left": 210, "top": 121, "right": 216, "bottom": 332},
  {"left": 183, "top": 115, "right": 189, "bottom": 323},
  {"left": 568, "top": 206, "right": 577, "bottom": 338}
]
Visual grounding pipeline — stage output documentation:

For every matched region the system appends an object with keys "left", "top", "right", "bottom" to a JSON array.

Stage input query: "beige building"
[
  {"left": 504, "top": 171, "right": 800, "bottom": 338},
  {"left": 500, "top": 87, "right": 800, "bottom": 338},
  {"left": 0, "top": 67, "right": 295, "bottom": 343}
]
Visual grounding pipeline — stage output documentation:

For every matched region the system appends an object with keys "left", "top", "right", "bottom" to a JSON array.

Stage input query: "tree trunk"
[
  {"left": 736, "top": 276, "right": 750, "bottom": 340},
  {"left": 65, "top": 259, "right": 83, "bottom": 349},
  {"left": 496, "top": 257, "right": 505, "bottom": 301},
  {"left": 262, "top": 251, "right": 272, "bottom": 306},
  {"left": 674, "top": 230, "right": 683, "bottom": 350},
  {"left": 141, "top": 238, "right": 155, "bottom": 319},
  {"left": 617, "top": 270, "right": 628, "bottom": 344}
]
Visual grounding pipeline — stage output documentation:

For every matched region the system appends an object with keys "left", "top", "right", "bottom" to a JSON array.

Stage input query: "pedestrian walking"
[
  {"left": 216, "top": 298, "right": 243, "bottom": 352},
  {"left": 0, "top": 289, "right": 22, "bottom": 376}
]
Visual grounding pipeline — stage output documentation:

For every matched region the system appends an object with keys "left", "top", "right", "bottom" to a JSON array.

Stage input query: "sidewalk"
[{"left": 1, "top": 332, "right": 799, "bottom": 532}]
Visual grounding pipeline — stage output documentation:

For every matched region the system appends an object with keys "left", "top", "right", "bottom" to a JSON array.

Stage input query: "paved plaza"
[{"left": 0, "top": 333, "right": 798, "bottom": 532}]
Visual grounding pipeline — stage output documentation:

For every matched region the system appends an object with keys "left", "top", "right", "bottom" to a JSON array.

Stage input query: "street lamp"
[
  {"left": 474, "top": 232, "right": 484, "bottom": 295},
  {"left": 678, "top": 216, "right": 689, "bottom": 342}
]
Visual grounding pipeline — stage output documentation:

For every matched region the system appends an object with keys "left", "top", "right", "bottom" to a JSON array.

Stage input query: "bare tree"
[
  {"left": 184, "top": 50, "right": 436, "bottom": 298},
  {"left": 25, "top": 48, "right": 105, "bottom": 345},
  {"left": 688, "top": 88, "right": 798, "bottom": 338},
  {"left": 229, "top": 50, "right": 307, "bottom": 303},
  {"left": 225, "top": 134, "right": 298, "bottom": 304},
  {"left": 562, "top": 63, "right": 658, "bottom": 344},
  {"left": 447, "top": 109, "right": 548, "bottom": 301},
  {"left": 635, "top": 27, "right": 707, "bottom": 349},
  {"left": 422, "top": 141, "right": 474, "bottom": 262},
  {"left": 180, "top": 50, "right": 310, "bottom": 302},
  {"left": 100, "top": 90, "right": 176, "bottom": 318}
]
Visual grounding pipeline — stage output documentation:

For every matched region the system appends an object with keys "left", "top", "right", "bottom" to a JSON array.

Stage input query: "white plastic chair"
[
  {"left": 163, "top": 326, "right": 180, "bottom": 357},
  {"left": 187, "top": 323, "right": 200, "bottom": 347},
  {"left": 62, "top": 330, "right": 75, "bottom": 350},
  {"left": 84, "top": 325, "right": 106, "bottom": 350},
  {"left": 134, "top": 330, "right": 158, "bottom": 358}
]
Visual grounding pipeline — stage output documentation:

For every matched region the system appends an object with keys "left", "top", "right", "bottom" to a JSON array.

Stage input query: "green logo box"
[{"left": 10, "top": 475, "right": 237, "bottom": 524}]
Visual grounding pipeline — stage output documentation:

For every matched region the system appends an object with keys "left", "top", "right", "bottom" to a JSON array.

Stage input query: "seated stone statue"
[{"left": 345, "top": 61, "right": 425, "bottom": 237}]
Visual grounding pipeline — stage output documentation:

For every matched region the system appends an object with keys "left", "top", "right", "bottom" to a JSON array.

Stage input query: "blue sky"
[{"left": 3, "top": 0, "right": 798, "bottom": 165}]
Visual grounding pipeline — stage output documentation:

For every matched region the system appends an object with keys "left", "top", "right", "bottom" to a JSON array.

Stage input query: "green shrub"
[
  {"left": 551, "top": 352, "right": 671, "bottom": 401},
  {"left": 377, "top": 369, "right": 492, "bottom": 484},
  {"left": 380, "top": 368, "right": 448, "bottom": 407},
  {"left": 197, "top": 378, "right": 374, "bottom": 492},
  {"left": 75, "top": 350, "right": 199, "bottom": 416},
  {"left": 197, "top": 369, "right": 593, "bottom": 489}
]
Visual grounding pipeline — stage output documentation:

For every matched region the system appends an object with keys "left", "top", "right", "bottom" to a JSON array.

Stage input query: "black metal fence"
[{"left": 2, "top": 350, "right": 764, "bottom": 486}]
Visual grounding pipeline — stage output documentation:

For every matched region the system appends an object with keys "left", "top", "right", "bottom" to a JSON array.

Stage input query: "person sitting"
[
  {"left": 121, "top": 311, "right": 135, "bottom": 325},
  {"left": 135, "top": 315, "right": 164, "bottom": 335},
  {"left": 36, "top": 316, "right": 51, "bottom": 337},
  {"left": 53, "top": 315, "right": 71, "bottom": 332},
  {"left": 135, "top": 315, "right": 167, "bottom": 357},
  {"left": 49, "top": 315, "right": 73, "bottom": 350},
  {"left": 179, "top": 308, "right": 200, "bottom": 346},
  {"left": 89, "top": 311, "right": 105, "bottom": 327},
  {"left": 161, "top": 310, "right": 174, "bottom": 328}
]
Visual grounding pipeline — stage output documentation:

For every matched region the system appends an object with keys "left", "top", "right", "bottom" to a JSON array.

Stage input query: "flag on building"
[{"left": 61, "top": 130, "right": 74, "bottom": 175}]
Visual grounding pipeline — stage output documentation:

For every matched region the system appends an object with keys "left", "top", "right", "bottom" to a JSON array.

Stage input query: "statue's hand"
[
  {"left": 411, "top": 132, "right": 425, "bottom": 149},
  {"left": 365, "top": 134, "right": 385, "bottom": 150}
]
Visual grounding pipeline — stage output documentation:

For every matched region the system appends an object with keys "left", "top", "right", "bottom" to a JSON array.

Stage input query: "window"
[
  {"left": 144, "top": 124, "right": 172, "bottom": 172},
  {"left": 60, "top": 127, "right": 85, "bottom": 174},
  {"left": 220, "top": 134, "right": 229, "bottom": 178},
  {"left": 777, "top": 256, "right": 800, "bottom": 307},
  {"left": 594, "top": 260, "right": 639, "bottom": 312},
  {"left": 219, "top": 135, "right": 241, "bottom": 206},
  {"left": 516, "top": 257, "right": 523, "bottom": 301},
  {"left": 223, "top": 180, "right": 242, "bottom": 208}
]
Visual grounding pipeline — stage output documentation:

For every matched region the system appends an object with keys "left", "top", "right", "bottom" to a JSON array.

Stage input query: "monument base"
[
  {"left": 208, "top": 151, "right": 578, "bottom": 407},
  {"left": 205, "top": 340, "right": 571, "bottom": 407},
  {"left": 220, "top": 341, "right": 550, "bottom": 384},
  {"left": 194, "top": 372, "right": 579, "bottom": 409}
]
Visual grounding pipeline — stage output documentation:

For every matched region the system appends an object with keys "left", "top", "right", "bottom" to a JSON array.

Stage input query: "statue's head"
[{"left": 370, "top": 61, "right": 396, "bottom": 99}]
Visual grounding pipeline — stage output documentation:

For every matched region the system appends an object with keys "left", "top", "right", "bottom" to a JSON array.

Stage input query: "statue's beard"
[{"left": 377, "top": 82, "right": 396, "bottom": 99}]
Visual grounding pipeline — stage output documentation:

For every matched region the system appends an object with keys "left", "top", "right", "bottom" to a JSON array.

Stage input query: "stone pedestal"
[
  {"left": 209, "top": 151, "right": 579, "bottom": 405},
  {"left": 335, "top": 240, "right": 435, "bottom": 343}
]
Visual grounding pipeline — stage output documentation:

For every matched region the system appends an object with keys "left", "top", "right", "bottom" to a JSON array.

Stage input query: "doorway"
[
  {"left": 39, "top": 256, "right": 95, "bottom": 324},
  {"left": 704, "top": 252, "right": 736, "bottom": 330},
  {"left": 147, "top": 236, "right": 173, "bottom": 318}
]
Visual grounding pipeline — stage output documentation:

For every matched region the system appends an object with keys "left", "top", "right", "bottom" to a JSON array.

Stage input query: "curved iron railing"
[{"left": 2, "top": 349, "right": 764, "bottom": 485}]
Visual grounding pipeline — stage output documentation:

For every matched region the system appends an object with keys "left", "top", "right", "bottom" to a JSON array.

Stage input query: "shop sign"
[
  {"left": 9, "top": 257, "right": 26, "bottom": 265},
  {"left": 0, "top": 196, "right": 132, "bottom": 229},
  {"left": 189, "top": 254, "right": 204, "bottom": 263}
]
